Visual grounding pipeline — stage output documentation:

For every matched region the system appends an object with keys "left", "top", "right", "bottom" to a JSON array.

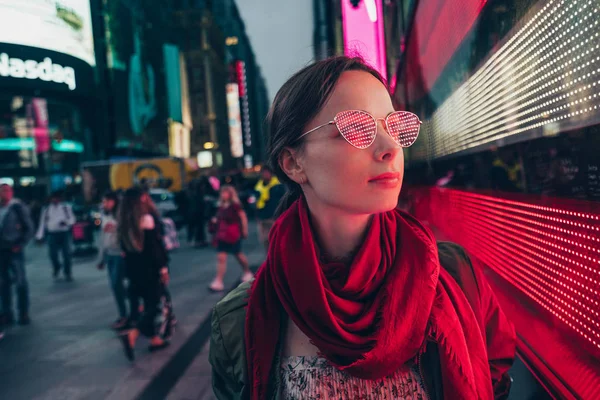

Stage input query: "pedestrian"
[
  {"left": 209, "top": 56, "right": 516, "bottom": 399},
  {"left": 208, "top": 185, "right": 253, "bottom": 292},
  {"left": 187, "top": 179, "right": 208, "bottom": 247},
  {"left": 117, "top": 187, "right": 170, "bottom": 360},
  {"left": 254, "top": 165, "right": 285, "bottom": 250},
  {"left": 35, "top": 191, "right": 76, "bottom": 281},
  {"left": 0, "top": 184, "right": 35, "bottom": 326},
  {"left": 29, "top": 200, "right": 42, "bottom": 231},
  {"left": 96, "top": 191, "right": 128, "bottom": 330}
]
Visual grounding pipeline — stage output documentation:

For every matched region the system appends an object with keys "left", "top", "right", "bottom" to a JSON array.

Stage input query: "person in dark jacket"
[
  {"left": 209, "top": 56, "right": 516, "bottom": 399},
  {"left": 253, "top": 166, "right": 285, "bottom": 251},
  {"left": 186, "top": 179, "right": 208, "bottom": 247},
  {"left": 117, "top": 187, "right": 170, "bottom": 360},
  {"left": 0, "top": 184, "right": 35, "bottom": 326}
]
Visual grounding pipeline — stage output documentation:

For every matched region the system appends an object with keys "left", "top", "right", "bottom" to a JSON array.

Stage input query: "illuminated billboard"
[
  {"left": 226, "top": 83, "right": 244, "bottom": 158},
  {"left": 341, "top": 0, "right": 386, "bottom": 79},
  {"left": 0, "top": 0, "right": 95, "bottom": 66},
  {"left": 168, "top": 121, "right": 190, "bottom": 159}
]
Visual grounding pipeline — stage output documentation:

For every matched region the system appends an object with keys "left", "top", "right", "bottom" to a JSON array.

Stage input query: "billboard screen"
[
  {"left": 104, "top": 1, "right": 170, "bottom": 154},
  {"left": 226, "top": 83, "right": 244, "bottom": 159},
  {"left": 0, "top": 0, "right": 95, "bottom": 66},
  {"left": 341, "top": 0, "right": 386, "bottom": 79}
]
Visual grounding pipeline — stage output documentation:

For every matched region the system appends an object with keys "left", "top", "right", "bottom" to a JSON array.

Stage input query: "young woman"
[
  {"left": 208, "top": 185, "right": 253, "bottom": 292},
  {"left": 209, "top": 56, "right": 516, "bottom": 399},
  {"left": 96, "top": 191, "right": 128, "bottom": 330},
  {"left": 117, "top": 188, "right": 170, "bottom": 360}
]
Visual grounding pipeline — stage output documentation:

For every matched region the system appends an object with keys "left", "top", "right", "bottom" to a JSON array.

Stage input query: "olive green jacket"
[{"left": 209, "top": 242, "right": 516, "bottom": 399}]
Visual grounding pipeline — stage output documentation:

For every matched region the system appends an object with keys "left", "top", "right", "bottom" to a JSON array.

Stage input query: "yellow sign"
[{"left": 109, "top": 158, "right": 184, "bottom": 192}]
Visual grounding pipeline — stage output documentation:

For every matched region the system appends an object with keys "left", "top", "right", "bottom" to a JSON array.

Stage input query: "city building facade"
[{"left": 0, "top": 0, "right": 106, "bottom": 199}]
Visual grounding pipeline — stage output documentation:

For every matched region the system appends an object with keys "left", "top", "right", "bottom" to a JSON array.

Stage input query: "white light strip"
[{"left": 414, "top": 0, "right": 600, "bottom": 160}]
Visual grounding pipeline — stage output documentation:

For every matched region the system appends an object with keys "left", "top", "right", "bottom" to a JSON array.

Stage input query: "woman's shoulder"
[
  {"left": 436, "top": 241, "right": 478, "bottom": 288},
  {"left": 210, "top": 281, "right": 252, "bottom": 389},
  {"left": 213, "top": 280, "right": 251, "bottom": 323},
  {"left": 140, "top": 213, "right": 155, "bottom": 230},
  {"left": 436, "top": 241, "right": 484, "bottom": 317}
]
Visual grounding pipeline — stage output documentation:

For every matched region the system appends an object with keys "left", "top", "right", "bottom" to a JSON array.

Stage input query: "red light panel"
[
  {"left": 404, "top": 0, "right": 487, "bottom": 102},
  {"left": 411, "top": 188, "right": 600, "bottom": 353}
]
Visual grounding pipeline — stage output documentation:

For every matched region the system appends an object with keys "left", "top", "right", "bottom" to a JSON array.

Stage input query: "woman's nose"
[{"left": 373, "top": 119, "right": 402, "bottom": 161}]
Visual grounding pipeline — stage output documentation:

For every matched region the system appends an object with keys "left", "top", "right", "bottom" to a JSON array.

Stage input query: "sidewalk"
[
  {"left": 166, "top": 341, "right": 215, "bottom": 400},
  {"left": 0, "top": 223, "right": 265, "bottom": 400}
]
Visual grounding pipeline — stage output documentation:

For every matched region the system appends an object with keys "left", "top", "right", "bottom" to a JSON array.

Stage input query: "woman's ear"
[{"left": 279, "top": 147, "right": 304, "bottom": 184}]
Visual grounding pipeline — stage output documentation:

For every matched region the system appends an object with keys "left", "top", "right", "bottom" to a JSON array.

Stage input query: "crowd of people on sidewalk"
[{"left": 0, "top": 169, "right": 286, "bottom": 362}]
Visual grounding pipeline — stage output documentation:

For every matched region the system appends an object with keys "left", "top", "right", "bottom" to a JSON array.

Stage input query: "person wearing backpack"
[
  {"left": 36, "top": 191, "right": 76, "bottom": 281},
  {"left": 0, "top": 184, "right": 35, "bottom": 326}
]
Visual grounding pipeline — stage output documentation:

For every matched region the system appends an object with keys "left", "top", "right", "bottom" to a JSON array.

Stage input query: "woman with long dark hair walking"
[
  {"left": 209, "top": 56, "right": 516, "bottom": 399},
  {"left": 117, "top": 188, "right": 170, "bottom": 360}
]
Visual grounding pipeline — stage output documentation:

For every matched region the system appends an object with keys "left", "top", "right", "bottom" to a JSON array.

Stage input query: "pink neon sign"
[{"left": 341, "top": 0, "right": 387, "bottom": 79}]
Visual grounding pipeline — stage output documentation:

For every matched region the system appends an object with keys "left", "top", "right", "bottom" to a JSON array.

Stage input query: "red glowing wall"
[
  {"left": 403, "top": 0, "right": 487, "bottom": 101},
  {"left": 410, "top": 187, "right": 600, "bottom": 398}
]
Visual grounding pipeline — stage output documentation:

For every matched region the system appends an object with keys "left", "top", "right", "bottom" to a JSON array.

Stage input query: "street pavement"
[{"left": 0, "top": 223, "right": 265, "bottom": 400}]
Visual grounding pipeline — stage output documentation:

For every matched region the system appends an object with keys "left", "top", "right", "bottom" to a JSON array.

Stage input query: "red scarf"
[{"left": 245, "top": 198, "right": 492, "bottom": 399}]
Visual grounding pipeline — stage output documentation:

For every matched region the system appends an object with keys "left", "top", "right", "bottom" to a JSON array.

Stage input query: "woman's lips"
[{"left": 369, "top": 172, "right": 401, "bottom": 187}]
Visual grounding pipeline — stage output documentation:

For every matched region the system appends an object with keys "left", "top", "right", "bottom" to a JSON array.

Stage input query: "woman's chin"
[
  {"left": 368, "top": 193, "right": 401, "bottom": 213},
  {"left": 353, "top": 199, "right": 399, "bottom": 215}
]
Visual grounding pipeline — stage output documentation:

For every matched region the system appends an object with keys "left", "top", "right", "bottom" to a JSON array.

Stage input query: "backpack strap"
[
  {"left": 62, "top": 204, "right": 71, "bottom": 221},
  {"left": 437, "top": 241, "right": 481, "bottom": 315}
]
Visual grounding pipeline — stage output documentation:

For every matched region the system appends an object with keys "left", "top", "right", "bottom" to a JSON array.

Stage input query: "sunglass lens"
[
  {"left": 335, "top": 110, "right": 376, "bottom": 149},
  {"left": 386, "top": 112, "right": 420, "bottom": 148}
]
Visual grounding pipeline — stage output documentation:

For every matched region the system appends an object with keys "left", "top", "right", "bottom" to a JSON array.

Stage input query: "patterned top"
[{"left": 280, "top": 356, "right": 429, "bottom": 400}]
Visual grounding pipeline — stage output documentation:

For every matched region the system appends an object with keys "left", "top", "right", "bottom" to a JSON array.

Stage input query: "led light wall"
[
  {"left": 413, "top": 187, "right": 600, "bottom": 355},
  {"left": 420, "top": 0, "right": 600, "bottom": 160}
]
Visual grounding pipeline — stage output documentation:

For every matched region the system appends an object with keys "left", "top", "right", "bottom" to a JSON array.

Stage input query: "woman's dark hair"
[
  {"left": 118, "top": 187, "right": 158, "bottom": 252},
  {"left": 103, "top": 191, "right": 119, "bottom": 216},
  {"left": 118, "top": 188, "right": 144, "bottom": 252},
  {"left": 266, "top": 56, "right": 386, "bottom": 216}
]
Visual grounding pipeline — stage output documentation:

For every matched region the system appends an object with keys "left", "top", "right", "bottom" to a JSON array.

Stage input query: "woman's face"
[
  {"left": 102, "top": 198, "right": 115, "bottom": 212},
  {"left": 221, "top": 190, "right": 232, "bottom": 202},
  {"left": 297, "top": 71, "right": 404, "bottom": 215}
]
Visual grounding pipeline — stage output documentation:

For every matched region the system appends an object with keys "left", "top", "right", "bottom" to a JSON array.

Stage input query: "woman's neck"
[{"left": 307, "top": 201, "right": 371, "bottom": 262}]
